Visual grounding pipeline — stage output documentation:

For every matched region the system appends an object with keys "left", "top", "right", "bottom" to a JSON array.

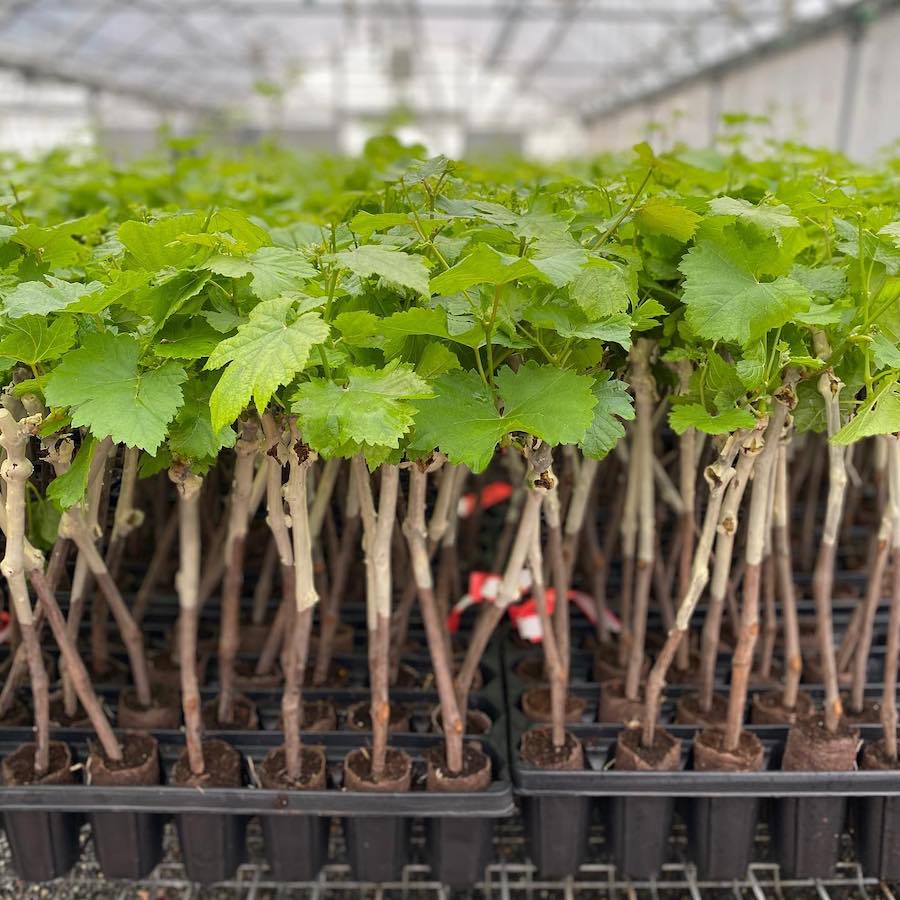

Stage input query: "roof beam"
[
  {"left": 0, "top": 50, "right": 223, "bottom": 114},
  {"left": 581, "top": 0, "right": 900, "bottom": 123}
]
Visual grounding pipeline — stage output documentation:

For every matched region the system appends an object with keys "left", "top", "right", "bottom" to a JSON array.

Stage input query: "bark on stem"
[
  {"left": 171, "top": 468, "right": 205, "bottom": 777},
  {"left": 217, "top": 419, "right": 259, "bottom": 724},
  {"left": 642, "top": 431, "right": 744, "bottom": 746},
  {"left": 283, "top": 426, "right": 318, "bottom": 781},
  {"left": 104, "top": 446, "right": 142, "bottom": 579},
  {"left": 724, "top": 380, "right": 795, "bottom": 752},
  {"left": 312, "top": 468, "right": 359, "bottom": 686},
  {"left": 404, "top": 461, "right": 465, "bottom": 773},
  {"left": 697, "top": 443, "right": 758, "bottom": 713},
  {"left": 880, "top": 437, "right": 900, "bottom": 760},
  {"left": 625, "top": 339, "right": 655, "bottom": 702},
  {"left": 850, "top": 438, "right": 892, "bottom": 714},
  {"left": 617, "top": 433, "right": 640, "bottom": 668},
  {"left": 544, "top": 482, "right": 570, "bottom": 748},
  {"left": 353, "top": 457, "right": 399, "bottom": 780},
  {"left": 813, "top": 367, "right": 848, "bottom": 733},
  {"left": 455, "top": 476, "right": 543, "bottom": 716},
  {"left": 132, "top": 512, "right": 177, "bottom": 625},
  {"left": 774, "top": 442, "right": 803, "bottom": 709},
  {"left": 60, "top": 507, "right": 152, "bottom": 707},
  {"left": 0, "top": 410, "right": 49, "bottom": 774}
]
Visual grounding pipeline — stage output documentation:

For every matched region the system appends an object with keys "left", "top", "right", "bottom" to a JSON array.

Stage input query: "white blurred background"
[{"left": 0, "top": 0, "right": 897, "bottom": 159}]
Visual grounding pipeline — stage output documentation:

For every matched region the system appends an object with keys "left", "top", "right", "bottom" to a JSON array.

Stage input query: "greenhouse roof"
[{"left": 0, "top": 0, "right": 883, "bottom": 128}]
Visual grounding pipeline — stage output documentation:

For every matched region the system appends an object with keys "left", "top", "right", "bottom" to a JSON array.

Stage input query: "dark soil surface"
[
  {"left": 171, "top": 738, "right": 243, "bottom": 788},
  {"left": 258, "top": 745, "right": 326, "bottom": 790},
  {"left": 2, "top": 741, "right": 73, "bottom": 785},
  {"left": 344, "top": 746, "right": 411, "bottom": 791},
  {"left": 521, "top": 686, "right": 585, "bottom": 723},
  {"left": 425, "top": 743, "right": 491, "bottom": 791},
  {"left": 615, "top": 725, "right": 681, "bottom": 771},
  {"left": 88, "top": 732, "right": 159, "bottom": 786},
  {"left": 694, "top": 727, "right": 764, "bottom": 772},
  {"left": 782, "top": 717, "right": 860, "bottom": 771},
  {"left": 520, "top": 726, "right": 584, "bottom": 771}
]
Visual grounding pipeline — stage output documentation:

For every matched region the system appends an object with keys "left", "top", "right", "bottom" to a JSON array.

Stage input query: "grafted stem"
[
  {"left": 642, "top": 431, "right": 744, "bottom": 747},
  {"left": 171, "top": 467, "right": 205, "bottom": 777},
  {"left": 880, "top": 438, "right": 900, "bottom": 760}
]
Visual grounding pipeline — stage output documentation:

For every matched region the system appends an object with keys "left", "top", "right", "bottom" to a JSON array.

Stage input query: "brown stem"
[
  {"left": 256, "top": 566, "right": 293, "bottom": 677},
  {"left": 354, "top": 458, "right": 399, "bottom": 781},
  {"left": 28, "top": 568, "right": 120, "bottom": 759},
  {"left": 724, "top": 383, "right": 793, "bottom": 752},
  {"left": 774, "top": 443, "right": 803, "bottom": 709},
  {"left": 813, "top": 367, "right": 847, "bottom": 733},
  {"left": 251, "top": 536, "right": 278, "bottom": 626},
  {"left": 217, "top": 419, "right": 259, "bottom": 724},
  {"left": 404, "top": 462, "right": 464, "bottom": 772},
  {"left": 880, "top": 438, "right": 900, "bottom": 759},
  {"left": 850, "top": 490, "right": 891, "bottom": 714},
  {"left": 171, "top": 468, "right": 205, "bottom": 777},
  {"left": 642, "top": 431, "right": 744, "bottom": 746},
  {"left": 544, "top": 484, "right": 570, "bottom": 748},
  {"left": 62, "top": 510, "right": 152, "bottom": 707},
  {"left": 132, "top": 511, "right": 178, "bottom": 625},
  {"left": 697, "top": 442, "right": 758, "bottom": 713},
  {"left": 624, "top": 339, "right": 655, "bottom": 702}
]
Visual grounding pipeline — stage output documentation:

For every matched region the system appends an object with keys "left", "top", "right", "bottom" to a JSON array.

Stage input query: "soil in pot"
[
  {"left": 48, "top": 692, "right": 91, "bottom": 728},
  {"left": 1, "top": 741, "right": 80, "bottom": 881},
  {"left": 519, "top": 725, "right": 589, "bottom": 877},
  {"left": 840, "top": 696, "right": 881, "bottom": 725},
  {"left": 598, "top": 679, "right": 645, "bottom": 724},
  {"left": 610, "top": 726, "right": 681, "bottom": 879},
  {"left": 276, "top": 699, "right": 338, "bottom": 732},
  {"left": 430, "top": 705, "right": 492, "bottom": 736},
  {"left": 305, "top": 659, "right": 351, "bottom": 688},
  {"left": 342, "top": 746, "right": 413, "bottom": 883},
  {"left": 856, "top": 740, "right": 900, "bottom": 879},
  {"left": 148, "top": 649, "right": 209, "bottom": 690},
  {"left": 422, "top": 743, "right": 495, "bottom": 887},
  {"left": 87, "top": 731, "right": 164, "bottom": 879},
  {"left": 117, "top": 684, "right": 180, "bottom": 730},
  {"left": 514, "top": 655, "right": 547, "bottom": 683},
  {"left": 309, "top": 621, "right": 355, "bottom": 655},
  {"left": 201, "top": 694, "right": 259, "bottom": 730},
  {"left": 776, "top": 717, "right": 860, "bottom": 879},
  {"left": 675, "top": 692, "right": 728, "bottom": 727},
  {"left": 0, "top": 697, "right": 31, "bottom": 727},
  {"left": 345, "top": 700, "right": 410, "bottom": 733},
  {"left": 393, "top": 663, "right": 422, "bottom": 689},
  {"left": 751, "top": 689, "right": 816, "bottom": 726},
  {"left": 171, "top": 738, "right": 247, "bottom": 885},
  {"left": 234, "top": 658, "right": 282, "bottom": 691},
  {"left": 521, "top": 686, "right": 585, "bottom": 724},
  {"left": 689, "top": 728, "right": 763, "bottom": 880},
  {"left": 258, "top": 746, "right": 330, "bottom": 879}
]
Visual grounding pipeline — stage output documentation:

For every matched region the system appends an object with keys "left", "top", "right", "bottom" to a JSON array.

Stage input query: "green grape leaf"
[
  {"left": 580, "top": 374, "right": 635, "bottom": 459},
  {"left": 679, "top": 240, "right": 809, "bottom": 344},
  {"left": 0, "top": 316, "right": 76, "bottom": 367},
  {"left": 790, "top": 263, "right": 847, "bottom": 300},
  {"left": 334, "top": 310, "right": 381, "bottom": 347},
  {"left": 571, "top": 259, "right": 632, "bottom": 318},
  {"left": 334, "top": 244, "right": 430, "bottom": 296},
  {"left": 381, "top": 307, "right": 480, "bottom": 357},
  {"left": 871, "top": 333, "right": 900, "bottom": 369},
  {"left": 44, "top": 334, "right": 186, "bottom": 453},
  {"left": 708, "top": 196, "right": 799, "bottom": 241},
  {"left": 205, "top": 296, "right": 329, "bottom": 429},
  {"left": 415, "top": 343, "right": 461, "bottom": 378},
  {"left": 832, "top": 386, "right": 900, "bottom": 445},
  {"left": 118, "top": 213, "right": 206, "bottom": 270},
  {"left": 878, "top": 222, "right": 900, "bottom": 249},
  {"left": 669, "top": 403, "right": 756, "bottom": 436},
  {"left": 293, "top": 362, "right": 432, "bottom": 453},
  {"left": 410, "top": 370, "right": 505, "bottom": 472},
  {"left": 155, "top": 318, "right": 223, "bottom": 359},
  {"left": 636, "top": 197, "right": 700, "bottom": 242},
  {"left": 497, "top": 362, "right": 597, "bottom": 447},
  {"left": 430, "top": 244, "right": 532, "bottom": 295},
  {"left": 206, "top": 246, "right": 316, "bottom": 300},
  {"left": 2, "top": 277, "right": 103, "bottom": 318},
  {"left": 47, "top": 435, "right": 95, "bottom": 511},
  {"left": 168, "top": 377, "right": 237, "bottom": 461}
]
